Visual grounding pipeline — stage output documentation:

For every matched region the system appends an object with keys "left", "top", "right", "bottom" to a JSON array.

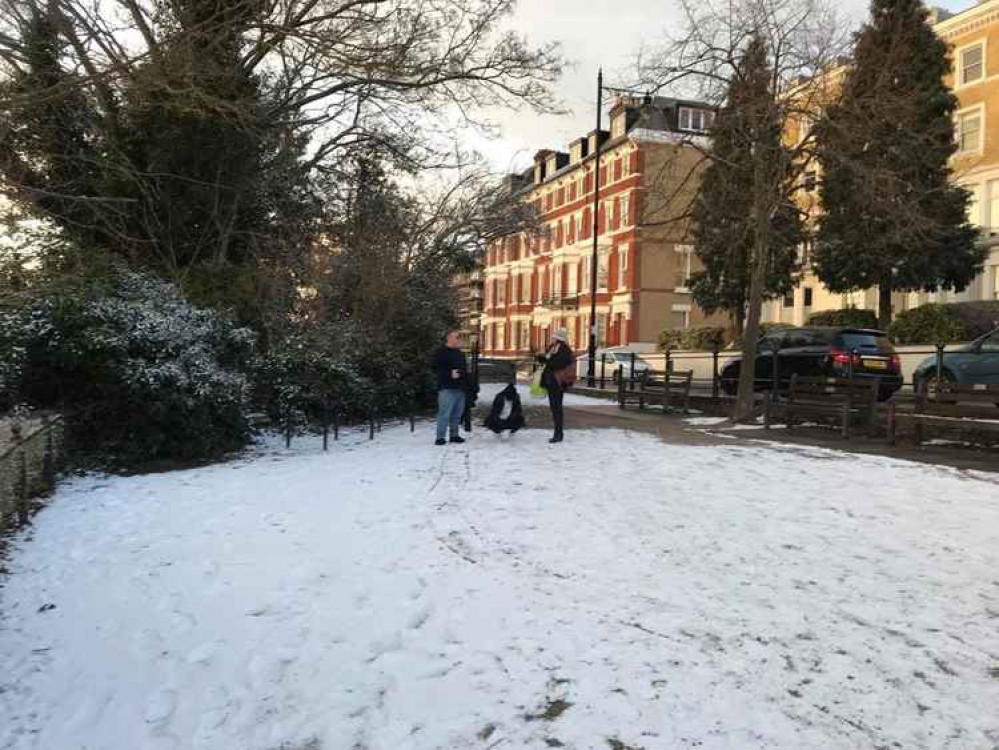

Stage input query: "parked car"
[
  {"left": 911, "top": 326, "right": 999, "bottom": 388},
  {"left": 576, "top": 349, "right": 651, "bottom": 382},
  {"left": 719, "top": 326, "right": 903, "bottom": 400}
]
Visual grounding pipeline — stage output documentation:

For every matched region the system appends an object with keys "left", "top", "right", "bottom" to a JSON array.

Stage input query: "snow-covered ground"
[{"left": 2, "top": 426, "right": 999, "bottom": 750}]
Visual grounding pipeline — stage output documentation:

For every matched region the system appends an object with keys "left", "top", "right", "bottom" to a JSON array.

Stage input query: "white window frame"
[
  {"left": 674, "top": 244, "right": 694, "bottom": 293},
  {"left": 620, "top": 194, "right": 630, "bottom": 227},
  {"left": 956, "top": 105, "right": 985, "bottom": 155},
  {"left": 679, "top": 107, "right": 711, "bottom": 132},
  {"left": 618, "top": 245, "right": 629, "bottom": 289},
  {"left": 956, "top": 41, "right": 986, "bottom": 87}
]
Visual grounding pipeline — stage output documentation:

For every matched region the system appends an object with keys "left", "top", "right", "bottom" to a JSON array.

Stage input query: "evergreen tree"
[
  {"left": 814, "top": 0, "right": 984, "bottom": 327},
  {"left": 689, "top": 38, "right": 804, "bottom": 334}
]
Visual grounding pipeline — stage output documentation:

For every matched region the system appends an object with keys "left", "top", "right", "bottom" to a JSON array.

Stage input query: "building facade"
[
  {"left": 452, "top": 270, "right": 484, "bottom": 347},
  {"left": 480, "top": 96, "right": 724, "bottom": 358},
  {"left": 766, "top": 0, "right": 999, "bottom": 327}
]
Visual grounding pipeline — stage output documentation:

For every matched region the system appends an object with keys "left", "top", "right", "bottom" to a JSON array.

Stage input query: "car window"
[
  {"left": 758, "top": 332, "right": 784, "bottom": 351},
  {"left": 835, "top": 332, "right": 894, "bottom": 353},
  {"left": 980, "top": 332, "right": 999, "bottom": 353}
]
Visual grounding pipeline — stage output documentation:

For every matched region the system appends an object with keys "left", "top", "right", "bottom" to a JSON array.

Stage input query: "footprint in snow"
[{"left": 145, "top": 689, "right": 177, "bottom": 726}]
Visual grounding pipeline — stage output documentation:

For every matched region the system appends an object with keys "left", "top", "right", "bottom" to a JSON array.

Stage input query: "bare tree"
[
  {"left": 638, "top": 0, "right": 848, "bottom": 422},
  {"left": 0, "top": 0, "right": 562, "bottom": 315}
]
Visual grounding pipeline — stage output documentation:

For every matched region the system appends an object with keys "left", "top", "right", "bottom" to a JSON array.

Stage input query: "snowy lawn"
[{"left": 2, "top": 426, "right": 999, "bottom": 750}]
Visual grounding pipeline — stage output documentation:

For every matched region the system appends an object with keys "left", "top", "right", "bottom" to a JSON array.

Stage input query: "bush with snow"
[{"left": 0, "top": 272, "right": 256, "bottom": 467}]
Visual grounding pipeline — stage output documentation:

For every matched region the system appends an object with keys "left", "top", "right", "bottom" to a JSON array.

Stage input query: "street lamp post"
[{"left": 587, "top": 68, "right": 604, "bottom": 387}]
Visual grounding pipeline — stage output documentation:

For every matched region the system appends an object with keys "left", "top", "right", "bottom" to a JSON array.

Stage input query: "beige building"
[
  {"left": 767, "top": 0, "right": 999, "bottom": 326},
  {"left": 481, "top": 96, "right": 726, "bottom": 358}
]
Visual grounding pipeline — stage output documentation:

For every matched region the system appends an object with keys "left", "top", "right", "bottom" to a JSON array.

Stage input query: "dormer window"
[{"left": 679, "top": 107, "right": 714, "bottom": 132}]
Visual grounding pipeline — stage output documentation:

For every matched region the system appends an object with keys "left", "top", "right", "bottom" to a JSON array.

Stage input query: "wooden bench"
[
  {"left": 765, "top": 375, "right": 881, "bottom": 439},
  {"left": 618, "top": 369, "right": 693, "bottom": 414},
  {"left": 887, "top": 382, "right": 999, "bottom": 446}
]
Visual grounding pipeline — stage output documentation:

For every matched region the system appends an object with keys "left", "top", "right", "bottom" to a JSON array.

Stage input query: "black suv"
[{"left": 720, "top": 327, "right": 903, "bottom": 400}]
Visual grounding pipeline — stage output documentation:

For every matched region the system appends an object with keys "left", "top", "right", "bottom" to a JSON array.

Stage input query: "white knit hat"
[{"left": 553, "top": 328, "right": 568, "bottom": 343}]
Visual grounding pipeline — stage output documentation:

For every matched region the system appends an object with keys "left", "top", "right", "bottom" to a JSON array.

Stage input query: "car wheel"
[{"left": 917, "top": 369, "right": 956, "bottom": 394}]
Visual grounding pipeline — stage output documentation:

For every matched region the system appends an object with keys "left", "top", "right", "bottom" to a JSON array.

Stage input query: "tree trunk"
[
  {"left": 732, "top": 151, "right": 772, "bottom": 423},
  {"left": 877, "top": 276, "right": 893, "bottom": 330}
]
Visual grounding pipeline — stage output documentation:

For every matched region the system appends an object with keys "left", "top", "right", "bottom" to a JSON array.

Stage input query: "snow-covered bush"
[
  {"left": 0, "top": 273, "right": 256, "bottom": 467},
  {"left": 254, "top": 321, "right": 432, "bottom": 433}
]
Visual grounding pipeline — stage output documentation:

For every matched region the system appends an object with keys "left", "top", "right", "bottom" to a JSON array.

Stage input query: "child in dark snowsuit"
[{"left": 483, "top": 383, "right": 525, "bottom": 435}]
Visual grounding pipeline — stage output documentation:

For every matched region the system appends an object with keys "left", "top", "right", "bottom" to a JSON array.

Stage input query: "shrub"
[
  {"left": 888, "top": 304, "right": 971, "bottom": 345},
  {"left": 808, "top": 307, "right": 878, "bottom": 328},
  {"left": 0, "top": 272, "right": 256, "bottom": 468},
  {"left": 758, "top": 322, "right": 797, "bottom": 336},
  {"left": 658, "top": 326, "right": 729, "bottom": 351},
  {"left": 658, "top": 328, "right": 684, "bottom": 351},
  {"left": 943, "top": 300, "right": 999, "bottom": 338},
  {"left": 253, "top": 320, "right": 437, "bottom": 434}
]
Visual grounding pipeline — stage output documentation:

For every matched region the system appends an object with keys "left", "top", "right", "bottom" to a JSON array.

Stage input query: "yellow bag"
[{"left": 530, "top": 368, "right": 547, "bottom": 397}]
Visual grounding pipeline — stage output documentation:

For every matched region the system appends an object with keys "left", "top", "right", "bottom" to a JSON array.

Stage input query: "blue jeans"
[{"left": 436, "top": 389, "right": 467, "bottom": 440}]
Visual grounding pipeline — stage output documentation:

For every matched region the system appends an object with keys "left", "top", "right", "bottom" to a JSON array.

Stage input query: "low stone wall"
[{"left": 0, "top": 415, "right": 64, "bottom": 530}]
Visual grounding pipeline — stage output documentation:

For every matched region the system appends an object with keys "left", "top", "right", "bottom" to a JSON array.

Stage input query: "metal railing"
[
  {"left": 575, "top": 344, "right": 960, "bottom": 404},
  {"left": 0, "top": 414, "right": 64, "bottom": 529}
]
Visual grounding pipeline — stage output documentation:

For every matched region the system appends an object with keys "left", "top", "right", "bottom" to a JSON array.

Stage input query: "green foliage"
[
  {"left": 758, "top": 322, "right": 797, "bottom": 337},
  {"left": 814, "top": 0, "right": 985, "bottom": 324},
  {"left": 659, "top": 326, "right": 729, "bottom": 351},
  {"left": 888, "top": 301, "right": 999, "bottom": 344},
  {"left": 688, "top": 36, "right": 804, "bottom": 331},
  {"left": 658, "top": 329, "right": 684, "bottom": 351},
  {"left": 0, "top": 272, "right": 255, "bottom": 468},
  {"left": 887, "top": 304, "right": 970, "bottom": 344},
  {"left": 807, "top": 308, "right": 878, "bottom": 328}
]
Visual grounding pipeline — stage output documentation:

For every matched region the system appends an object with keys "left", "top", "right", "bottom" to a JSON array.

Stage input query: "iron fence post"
[
  {"left": 629, "top": 352, "right": 637, "bottom": 391},
  {"left": 711, "top": 344, "right": 720, "bottom": 400},
  {"left": 772, "top": 349, "right": 780, "bottom": 396},
  {"left": 321, "top": 398, "right": 330, "bottom": 452},
  {"left": 17, "top": 448, "right": 28, "bottom": 526},
  {"left": 600, "top": 353, "right": 607, "bottom": 389},
  {"left": 935, "top": 343, "right": 945, "bottom": 393},
  {"left": 42, "top": 423, "right": 55, "bottom": 489}
]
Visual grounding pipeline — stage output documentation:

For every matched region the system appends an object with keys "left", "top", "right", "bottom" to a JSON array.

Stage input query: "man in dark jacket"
[{"left": 431, "top": 329, "right": 468, "bottom": 446}]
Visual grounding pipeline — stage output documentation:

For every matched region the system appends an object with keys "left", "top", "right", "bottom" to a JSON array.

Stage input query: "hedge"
[
  {"left": 807, "top": 308, "right": 878, "bottom": 328},
  {"left": 888, "top": 301, "right": 999, "bottom": 344}
]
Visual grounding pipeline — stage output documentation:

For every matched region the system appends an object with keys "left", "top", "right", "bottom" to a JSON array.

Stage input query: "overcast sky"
[{"left": 470, "top": 0, "right": 973, "bottom": 173}]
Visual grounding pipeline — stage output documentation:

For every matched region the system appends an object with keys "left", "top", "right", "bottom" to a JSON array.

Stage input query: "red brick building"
[{"left": 480, "top": 95, "right": 724, "bottom": 358}]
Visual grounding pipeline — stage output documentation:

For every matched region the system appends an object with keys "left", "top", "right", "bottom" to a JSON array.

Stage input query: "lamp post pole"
[{"left": 587, "top": 68, "right": 604, "bottom": 387}]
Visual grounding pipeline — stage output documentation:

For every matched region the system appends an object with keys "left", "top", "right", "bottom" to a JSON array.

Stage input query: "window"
[
  {"left": 675, "top": 244, "right": 693, "bottom": 292},
  {"left": 679, "top": 107, "right": 713, "bottom": 132},
  {"left": 804, "top": 287, "right": 813, "bottom": 307},
  {"left": 968, "top": 184, "right": 982, "bottom": 227},
  {"left": 783, "top": 293, "right": 794, "bottom": 308},
  {"left": 618, "top": 246, "right": 629, "bottom": 288},
  {"left": 960, "top": 44, "right": 984, "bottom": 85},
  {"left": 988, "top": 181, "right": 999, "bottom": 235},
  {"left": 980, "top": 330, "right": 999, "bottom": 352},
  {"left": 670, "top": 305, "right": 690, "bottom": 329},
  {"left": 620, "top": 194, "right": 630, "bottom": 226},
  {"left": 598, "top": 256, "right": 608, "bottom": 290},
  {"left": 957, "top": 110, "right": 982, "bottom": 153},
  {"left": 568, "top": 263, "right": 578, "bottom": 295}
]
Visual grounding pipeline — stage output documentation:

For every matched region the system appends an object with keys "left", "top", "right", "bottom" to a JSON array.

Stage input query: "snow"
[{"left": 2, "top": 426, "right": 999, "bottom": 750}]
